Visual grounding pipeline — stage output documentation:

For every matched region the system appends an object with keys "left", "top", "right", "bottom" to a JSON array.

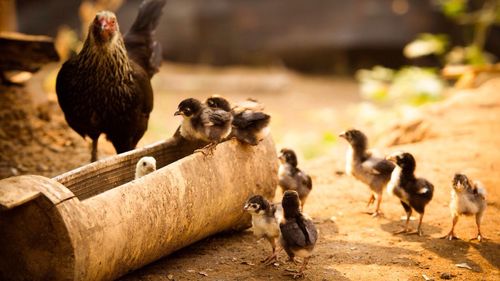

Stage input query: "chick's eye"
[{"left": 143, "top": 162, "right": 147, "bottom": 166}]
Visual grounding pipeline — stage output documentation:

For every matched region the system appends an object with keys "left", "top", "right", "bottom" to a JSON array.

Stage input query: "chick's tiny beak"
[
  {"left": 243, "top": 203, "right": 250, "bottom": 210},
  {"left": 386, "top": 155, "right": 396, "bottom": 162},
  {"left": 338, "top": 132, "right": 346, "bottom": 139},
  {"left": 174, "top": 110, "right": 182, "bottom": 116}
]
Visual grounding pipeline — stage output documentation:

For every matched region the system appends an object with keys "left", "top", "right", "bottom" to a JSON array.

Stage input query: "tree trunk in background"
[{"left": 0, "top": 0, "right": 17, "bottom": 32}]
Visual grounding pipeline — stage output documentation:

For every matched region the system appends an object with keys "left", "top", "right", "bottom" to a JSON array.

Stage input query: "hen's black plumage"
[
  {"left": 339, "top": 129, "right": 395, "bottom": 217},
  {"left": 56, "top": 0, "right": 166, "bottom": 162},
  {"left": 278, "top": 148, "right": 312, "bottom": 209},
  {"left": 386, "top": 152, "right": 434, "bottom": 236},
  {"left": 279, "top": 190, "right": 318, "bottom": 279}
]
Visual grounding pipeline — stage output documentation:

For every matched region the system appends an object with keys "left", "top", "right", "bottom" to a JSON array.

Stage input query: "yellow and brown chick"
[
  {"left": 442, "top": 173, "right": 487, "bottom": 242},
  {"left": 243, "top": 195, "right": 282, "bottom": 264}
]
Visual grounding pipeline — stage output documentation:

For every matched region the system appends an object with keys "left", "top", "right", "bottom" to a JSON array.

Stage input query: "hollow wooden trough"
[{"left": 0, "top": 136, "right": 278, "bottom": 281}]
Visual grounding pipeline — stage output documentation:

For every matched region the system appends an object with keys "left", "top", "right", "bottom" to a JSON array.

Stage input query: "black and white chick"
[
  {"left": 135, "top": 156, "right": 156, "bottom": 179},
  {"left": 278, "top": 148, "right": 312, "bottom": 210},
  {"left": 386, "top": 152, "right": 434, "bottom": 236},
  {"left": 442, "top": 173, "right": 487, "bottom": 242},
  {"left": 243, "top": 195, "right": 282, "bottom": 264},
  {"left": 339, "top": 129, "right": 395, "bottom": 217},
  {"left": 174, "top": 98, "right": 233, "bottom": 155},
  {"left": 279, "top": 190, "right": 318, "bottom": 279}
]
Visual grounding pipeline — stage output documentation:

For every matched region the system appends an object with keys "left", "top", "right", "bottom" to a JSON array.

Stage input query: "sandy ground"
[{"left": 1, "top": 64, "right": 499, "bottom": 280}]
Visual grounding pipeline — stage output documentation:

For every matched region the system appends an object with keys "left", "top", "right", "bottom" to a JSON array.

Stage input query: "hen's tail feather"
[{"left": 124, "top": 0, "right": 167, "bottom": 78}]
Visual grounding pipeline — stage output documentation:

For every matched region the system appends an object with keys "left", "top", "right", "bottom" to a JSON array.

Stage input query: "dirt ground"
[{"left": 1, "top": 64, "right": 499, "bottom": 280}]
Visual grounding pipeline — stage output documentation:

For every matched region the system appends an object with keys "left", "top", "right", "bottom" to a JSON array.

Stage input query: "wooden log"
[
  {"left": 0, "top": 136, "right": 278, "bottom": 281},
  {"left": 0, "top": 32, "right": 59, "bottom": 73}
]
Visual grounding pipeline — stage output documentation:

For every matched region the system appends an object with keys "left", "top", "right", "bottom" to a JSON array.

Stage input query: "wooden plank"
[{"left": 0, "top": 32, "right": 59, "bottom": 72}]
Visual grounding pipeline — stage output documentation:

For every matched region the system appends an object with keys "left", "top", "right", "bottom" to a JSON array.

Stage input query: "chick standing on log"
[
  {"left": 243, "top": 195, "right": 282, "bottom": 264},
  {"left": 339, "top": 129, "right": 395, "bottom": 217},
  {"left": 231, "top": 99, "right": 271, "bottom": 146},
  {"left": 442, "top": 173, "right": 487, "bottom": 242},
  {"left": 135, "top": 156, "right": 156, "bottom": 179},
  {"left": 174, "top": 98, "right": 232, "bottom": 155},
  {"left": 279, "top": 190, "right": 318, "bottom": 279},
  {"left": 278, "top": 148, "right": 312, "bottom": 210},
  {"left": 56, "top": 0, "right": 167, "bottom": 162},
  {"left": 206, "top": 96, "right": 271, "bottom": 146},
  {"left": 386, "top": 152, "right": 434, "bottom": 236}
]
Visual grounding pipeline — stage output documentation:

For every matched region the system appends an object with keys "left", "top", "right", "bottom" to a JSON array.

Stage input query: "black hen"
[
  {"left": 56, "top": 0, "right": 167, "bottom": 162},
  {"left": 386, "top": 152, "right": 434, "bottom": 236},
  {"left": 339, "top": 129, "right": 395, "bottom": 217}
]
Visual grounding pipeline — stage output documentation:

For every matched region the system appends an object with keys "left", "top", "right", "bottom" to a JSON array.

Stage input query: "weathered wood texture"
[
  {"left": 0, "top": 137, "right": 278, "bottom": 281},
  {"left": 0, "top": 32, "right": 59, "bottom": 72},
  {"left": 54, "top": 136, "right": 208, "bottom": 200}
]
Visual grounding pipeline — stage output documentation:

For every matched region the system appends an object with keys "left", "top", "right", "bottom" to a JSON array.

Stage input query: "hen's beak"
[{"left": 174, "top": 110, "right": 182, "bottom": 116}]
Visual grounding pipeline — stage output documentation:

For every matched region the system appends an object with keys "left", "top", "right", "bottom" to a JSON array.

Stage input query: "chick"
[
  {"left": 339, "top": 129, "right": 395, "bottom": 217},
  {"left": 206, "top": 96, "right": 271, "bottom": 146},
  {"left": 279, "top": 190, "right": 318, "bottom": 279},
  {"left": 386, "top": 152, "right": 434, "bottom": 236},
  {"left": 243, "top": 195, "right": 282, "bottom": 264},
  {"left": 442, "top": 173, "right": 487, "bottom": 242},
  {"left": 135, "top": 156, "right": 156, "bottom": 179},
  {"left": 174, "top": 98, "right": 233, "bottom": 155},
  {"left": 278, "top": 148, "right": 312, "bottom": 210},
  {"left": 231, "top": 99, "right": 271, "bottom": 146}
]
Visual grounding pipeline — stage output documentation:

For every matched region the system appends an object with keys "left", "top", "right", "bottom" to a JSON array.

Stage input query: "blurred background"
[{"left": 1, "top": 0, "right": 500, "bottom": 176}]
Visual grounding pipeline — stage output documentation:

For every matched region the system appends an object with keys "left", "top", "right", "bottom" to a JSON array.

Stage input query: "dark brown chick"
[{"left": 386, "top": 152, "right": 434, "bottom": 236}]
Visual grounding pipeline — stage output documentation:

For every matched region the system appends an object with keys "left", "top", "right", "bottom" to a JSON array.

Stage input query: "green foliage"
[
  {"left": 438, "top": 0, "right": 467, "bottom": 18},
  {"left": 404, "top": 33, "right": 449, "bottom": 58},
  {"left": 356, "top": 66, "right": 445, "bottom": 106}
]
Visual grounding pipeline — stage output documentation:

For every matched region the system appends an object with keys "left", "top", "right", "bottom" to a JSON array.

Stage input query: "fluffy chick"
[
  {"left": 231, "top": 99, "right": 271, "bottom": 145},
  {"left": 135, "top": 156, "right": 156, "bottom": 179},
  {"left": 442, "top": 173, "right": 487, "bottom": 242},
  {"left": 206, "top": 96, "right": 271, "bottom": 145},
  {"left": 339, "top": 129, "right": 395, "bottom": 217},
  {"left": 244, "top": 195, "right": 281, "bottom": 264},
  {"left": 278, "top": 148, "right": 312, "bottom": 210},
  {"left": 279, "top": 190, "right": 318, "bottom": 279},
  {"left": 386, "top": 152, "right": 434, "bottom": 236},
  {"left": 174, "top": 98, "right": 232, "bottom": 154}
]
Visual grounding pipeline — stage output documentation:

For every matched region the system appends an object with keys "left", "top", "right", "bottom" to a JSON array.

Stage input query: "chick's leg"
[
  {"left": 372, "top": 193, "right": 383, "bottom": 217},
  {"left": 470, "top": 211, "right": 487, "bottom": 242},
  {"left": 366, "top": 194, "right": 375, "bottom": 207},
  {"left": 195, "top": 142, "right": 217, "bottom": 156},
  {"left": 441, "top": 214, "right": 459, "bottom": 240},
  {"left": 394, "top": 201, "right": 412, "bottom": 234},
  {"left": 262, "top": 237, "right": 278, "bottom": 265}
]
